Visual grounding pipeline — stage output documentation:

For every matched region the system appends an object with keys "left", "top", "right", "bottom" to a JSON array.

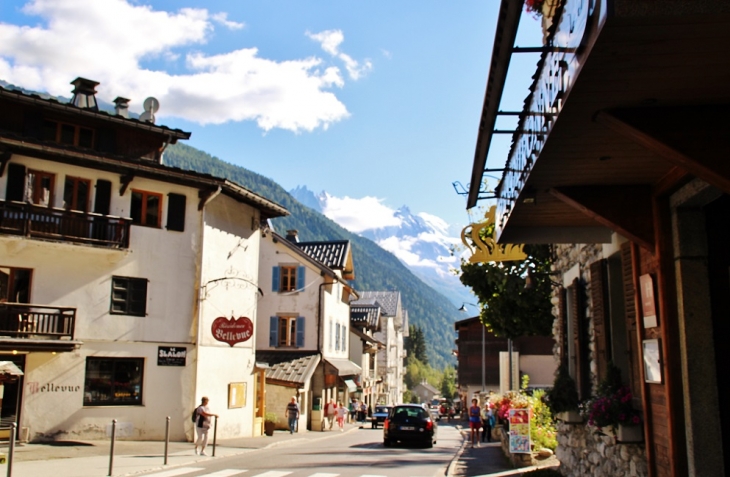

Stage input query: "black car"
[
  {"left": 383, "top": 404, "right": 437, "bottom": 448},
  {"left": 372, "top": 405, "right": 392, "bottom": 429}
]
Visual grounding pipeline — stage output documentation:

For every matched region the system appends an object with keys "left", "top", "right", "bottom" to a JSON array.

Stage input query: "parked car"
[
  {"left": 372, "top": 405, "right": 392, "bottom": 429},
  {"left": 429, "top": 405, "right": 440, "bottom": 421},
  {"left": 383, "top": 404, "right": 437, "bottom": 448}
]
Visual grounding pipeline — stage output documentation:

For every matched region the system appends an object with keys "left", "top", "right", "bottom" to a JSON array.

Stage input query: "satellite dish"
[{"left": 140, "top": 97, "right": 160, "bottom": 123}]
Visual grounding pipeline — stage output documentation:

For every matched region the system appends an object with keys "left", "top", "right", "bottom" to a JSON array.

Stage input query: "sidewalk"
[{"left": 0, "top": 420, "right": 364, "bottom": 477}]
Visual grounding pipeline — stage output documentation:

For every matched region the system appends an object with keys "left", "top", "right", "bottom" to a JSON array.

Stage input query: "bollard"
[
  {"left": 164, "top": 416, "right": 170, "bottom": 466},
  {"left": 212, "top": 416, "right": 218, "bottom": 457},
  {"left": 7, "top": 423, "right": 16, "bottom": 477},
  {"left": 108, "top": 419, "right": 117, "bottom": 477}
]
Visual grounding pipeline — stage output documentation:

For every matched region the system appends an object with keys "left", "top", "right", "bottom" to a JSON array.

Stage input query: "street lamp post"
[{"left": 458, "top": 303, "right": 485, "bottom": 394}]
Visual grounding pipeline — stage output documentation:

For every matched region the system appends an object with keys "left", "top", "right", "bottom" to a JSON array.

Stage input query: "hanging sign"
[
  {"left": 639, "top": 274, "right": 658, "bottom": 328},
  {"left": 212, "top": 316, "right": 254, "bottom": 346},
  {"left": 157, "top": 346, "right": 187, "bottom": 366},
  {"left": 509, "top": 408, "right": 531, "bottom": 454}
]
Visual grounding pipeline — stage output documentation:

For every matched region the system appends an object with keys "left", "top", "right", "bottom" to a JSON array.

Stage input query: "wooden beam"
[
  {"left": 550, "top": 185, "right": 655, "bottom": 252},
  {"left": 595, "top": 109, "right": 730, "bottom": 194},
  {"left": 654, "top": 166, "right": 690, "bottom": 197},
  {"left": 0, "top": 151, "right": 11, "bottom": 177},
  {"left": 119, "top": 173, "right": 135, "bottom": 196}
]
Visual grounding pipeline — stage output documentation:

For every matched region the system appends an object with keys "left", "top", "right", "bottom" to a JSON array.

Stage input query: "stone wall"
[{"left": 555, "top": 422, "right": 647, "bottom": 477}]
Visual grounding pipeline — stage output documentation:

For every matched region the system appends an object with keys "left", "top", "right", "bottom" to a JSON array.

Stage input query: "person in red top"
[
  {"left": 325, "top": 398, "right": 337, "bottom": 430},
  {"left": 469, "top": 398, "right": 482, "bottom": 448}
]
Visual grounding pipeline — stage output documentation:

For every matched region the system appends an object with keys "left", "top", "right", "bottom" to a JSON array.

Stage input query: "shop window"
[
  {"left": 83, "top": 357, "right": 143, "bottom": 406},
  {"left": 63, "top": 176, "right": 91, "bottom": 212},
  {"left": 271, "top": 265, "right": 305, "bottom": 292},
  {"left": 43, "top": 120, "right": 94, "bottom": 148},
  {"left": 25, "top": 169, "right": 55, "bottom": 207},
  {"left": 0, "top": 267, "right": 31, "bottom": 303},
  {"left": 269, "top": 316, "right": 305, "bottom": 348},
  {"left": 110, "top": 276, "right": 148, "bottom": 316},
  {"left": 130, "top": 189, "right": 162, "bottom": 228}
]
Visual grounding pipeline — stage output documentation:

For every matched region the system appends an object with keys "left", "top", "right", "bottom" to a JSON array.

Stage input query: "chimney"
[
  {"left": 70, "top": 77, "right": 99, "bottom": 111},
  {"left": 286, "top": 230, "right": 299, "bottom": 243},
  {"left": 113, "top": 97, "right": 130, "bottom": 118}
]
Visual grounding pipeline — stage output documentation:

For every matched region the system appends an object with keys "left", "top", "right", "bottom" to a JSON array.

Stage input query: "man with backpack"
[{"left": 193, "top": 396, "right": 218, "bottom": 456}]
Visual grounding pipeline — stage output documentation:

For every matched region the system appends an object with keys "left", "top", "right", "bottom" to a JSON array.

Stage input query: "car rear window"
[
  {"left": 376, "top": 406, "right": 390, "bottom": 413},
  {"left": 390, "top": 407, "right": 428, "bottom": 421}
]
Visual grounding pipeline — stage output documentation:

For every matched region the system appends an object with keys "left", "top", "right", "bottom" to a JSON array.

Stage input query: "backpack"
[{"left": 192, "top": 406, "right": 199, "bottom": 423}]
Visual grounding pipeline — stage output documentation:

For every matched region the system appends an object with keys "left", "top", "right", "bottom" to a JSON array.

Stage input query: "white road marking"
[
  {"left": 202, "top": 471, "right": 248, "bottom": 477},
  {"left": 250, "top": 472, "right": 292, "bottom": 477},
  {"left": 143, "top": 468, "right": 205, "bottom": 477},
  {"left": 308, "top": 474, "right": 339, "bottom": 477}
]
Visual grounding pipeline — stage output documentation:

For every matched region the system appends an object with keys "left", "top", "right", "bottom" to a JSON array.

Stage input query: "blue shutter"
[
  {"left": 335, "top": 323, "right": 340, "bottom": 351},
  {"left": 296, "top": 317, "right": 305, "bottom": 347},
  {"left": 296, "top": 266, "right": 305, "bottom": 290},
  {"left": 272, "top": 266, "right": 280, "bottom": 292},
  {"left": 269, "top": 316, "right": 278, "bottom": 347}
]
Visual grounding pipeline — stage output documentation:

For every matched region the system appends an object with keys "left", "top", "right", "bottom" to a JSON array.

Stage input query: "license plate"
[{"left": 400, "top": 426, "right": 415, "bottom": 431}]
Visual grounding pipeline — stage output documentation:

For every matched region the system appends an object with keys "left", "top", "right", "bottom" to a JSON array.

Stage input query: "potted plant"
[
  {"left": 264, "top": 411, "right": 278, "bottom": 436},
  {"left": 546, "top": 365, "right": 581, "bottom": 423},
  {"left": 582, "top": 364, "right": 642, "bottom": 442}
]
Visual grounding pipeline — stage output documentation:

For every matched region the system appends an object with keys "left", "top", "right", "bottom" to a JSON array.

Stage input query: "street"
[{"left": 136, "top": 422, "right": 463, "bottom": 477}]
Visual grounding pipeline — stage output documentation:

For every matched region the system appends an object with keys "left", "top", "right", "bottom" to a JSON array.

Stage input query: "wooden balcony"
[
  {"left": 0, "top": 303, "right": 76, "bottom": 340},
  {"left": 0, "top": 200, "right": 130, "bottom": 249}
]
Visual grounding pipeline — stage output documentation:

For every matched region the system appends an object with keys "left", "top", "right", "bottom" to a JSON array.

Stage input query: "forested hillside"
[{"left": 164, "top": 143, "right": 460, "bottom": 368}]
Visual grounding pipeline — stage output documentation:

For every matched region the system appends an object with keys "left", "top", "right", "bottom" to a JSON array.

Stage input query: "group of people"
[
  {"left": 468, "top": 398, "right": 496, "bottom": 448},
  {"left": 323, "top": 398, "right": 349, "bottom": 431}
]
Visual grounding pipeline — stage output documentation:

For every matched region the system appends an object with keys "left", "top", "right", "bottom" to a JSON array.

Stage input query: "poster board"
[
  {"left": 228, "top": 382, "right": 246, "bottom": 409},
  {"left": 643, "top": 339, "right": 662, "bottom": 384},
  {"left": 508, "top": 408, "right": 531, "bottom": 454}
]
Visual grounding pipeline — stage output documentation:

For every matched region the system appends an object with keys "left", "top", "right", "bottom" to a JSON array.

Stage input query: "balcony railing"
[
  {"left": 0, "top": 303, "right": 76, "bottom": 339},
  {"left": 0, "top": 200, "right": 130, "bottom": 249}
]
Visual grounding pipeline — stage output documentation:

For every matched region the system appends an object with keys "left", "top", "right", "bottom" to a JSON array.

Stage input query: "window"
[
  {"left": 0, "top": 267, "right": 31, "bottom": 303},
  {"left": 110, "top": 276, "right": 148, "bottom": 316},
  {"left": 166, "top": 193, "right": 186, "bottom": 232},
  {"left": 84, "top": 357, "right": 143, "bottom": 406},
  {"left": 43, "top": 120, "right": 94, "bottom": 148},
  {"left": 271, "top": 265, "right": 305, "bottom": 292},
  {"left": 335, "top": 323, "right": 341, "bottom": 351},
  {"left": 63, "top": 176, "right": 91, "bottom": 212},
  {"left": 25, "top": 169, "right": 55, "bottom": 207},
  {"left": 130, "top": 189, "right": 162, "bottom": 227},
  {"left": 269, "top": 316, "right": 305, "bottom": 348}
]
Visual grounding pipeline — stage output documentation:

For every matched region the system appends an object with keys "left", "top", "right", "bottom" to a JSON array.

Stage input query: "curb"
[{"left": 445, "top": 425, "right": 468, "bottom": 477}]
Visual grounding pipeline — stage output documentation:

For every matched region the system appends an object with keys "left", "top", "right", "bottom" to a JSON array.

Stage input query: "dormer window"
[{"left": 42, "top": 120, "right": 95, "bottom": 148}]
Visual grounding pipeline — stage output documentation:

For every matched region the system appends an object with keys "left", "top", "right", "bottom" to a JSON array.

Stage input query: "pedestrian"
[
  {"left": 194, "top": 396, "right": 218, "bottom": 456},
  {"left": 325, "top": 398, "right": 337, "bottom": 430},
  {"left": 358, "top": 401, "right": 367, "bottom": 423},
  {"left": 482, "top": 403, "right": 494, "bottom": 442},
  {"left": 336, "top": 401, "right": 347, "bottom": 432},
  {"left": 469, "top": 398, "right": 481, "bottom": 448},
  {"left": 286, "top": 396, "right": 300, "bottom": 434},
  {"left": 349, "top": 400, "right": 356, "bottom": 422}
]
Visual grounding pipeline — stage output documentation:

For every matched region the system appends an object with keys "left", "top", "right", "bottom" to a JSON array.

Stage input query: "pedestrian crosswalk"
[{"left": 141, "top": 468, "right": 424, "bottom": 477}]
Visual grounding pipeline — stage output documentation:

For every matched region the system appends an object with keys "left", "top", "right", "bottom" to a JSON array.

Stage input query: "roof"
[
  {"left": 324, "top": 358, "right": 362, "bottom": 377},
  {"left": 350, "top": 327, "right": 384, "bottom": 348},
  {"left": 297, "top": 240, "right": 355, "bottom": 280},
  {"left": 255, "top": 351, "right": 320, "bottom": 386},
  {"left": 355, "top": 291, "right": 400, "bottom": 316},
  {"left": 0, "top": 361, "right": 23, "bottom": 376},
  {"left": 413, "top": 382, "right": 440, "bottom": 394},
  {"left": 0, "top": 84, "right": 190, "bottom": 140},
  {"left": 350, "top": 304, "right": 381, "bottom": 330}
]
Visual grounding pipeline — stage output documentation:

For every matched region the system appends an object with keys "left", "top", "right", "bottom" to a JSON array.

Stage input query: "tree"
[
  {"left": 459, "top": 232, "right": 554, "bottom": 339},
  {"left": 405, "top": 324, "right": 428, "bottom": 365},
  {"left": 440, "top": 366, "right": 456, "bottom": 400}
]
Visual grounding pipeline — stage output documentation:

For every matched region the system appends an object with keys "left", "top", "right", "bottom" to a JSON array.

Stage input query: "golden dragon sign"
[{"left": 461, "top": 206, "right": 527, "bottom": 263}]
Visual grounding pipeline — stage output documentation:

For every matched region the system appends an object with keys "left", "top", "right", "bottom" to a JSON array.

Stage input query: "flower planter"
[
  {"left": 556, "top": 410, "right": 583, "bottom": 423},
  {"left": 617, "top": 423, "right": 643, "bottom": 443},
  {"left": 264, "top": 420, "right": 276, "bottom": 436}
]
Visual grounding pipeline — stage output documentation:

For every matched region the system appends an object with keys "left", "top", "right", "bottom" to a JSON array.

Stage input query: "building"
[
  {"left": 0, "top": 78, "right": 288, "bottom": 442},
  {"left": 411, "top": 381, "right": 439, "bottom": 404},
  {"left": 352, "top": 291, "right": 407, "bottom": 405},
  {"left": 349, "top": 300, "right": 384, "bottom": 409},
  {"left": 256, "top": 229, "right": 361, "bottom": 431},
  {"left": 466, "top": 1, "right": 730, "bottom": 475},
  {"left": 454, "top": 316, "right": 554, "bottom": 400}
]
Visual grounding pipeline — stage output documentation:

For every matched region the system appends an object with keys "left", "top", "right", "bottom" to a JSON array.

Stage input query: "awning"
[
  {"left": 344, "top": 379, "right": 357, "bottom": 392},
  {"left": 325, "top": 358, "right": 362, "bottom": 377},
  {"left": 0, "top": 362, "right": 23, "bottom": 376}
]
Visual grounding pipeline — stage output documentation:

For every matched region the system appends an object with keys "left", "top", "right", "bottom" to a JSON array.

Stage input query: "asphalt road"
[{"left": 136, "top": 421, "right": 464, "bottom": 477}]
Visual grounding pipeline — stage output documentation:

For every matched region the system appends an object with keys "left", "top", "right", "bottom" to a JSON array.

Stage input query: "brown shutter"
[
  {"left": 590, "top": 259, "right": 610, "bottom": 382},
  {"left": 557, "top": 287, "right": 568, "bottom": 368},
  {"left": 621, "top": 242, "right": 642, "bottom": 409},
  {"left": 569, "top": 278, "right": 590, "bottom": 400}
]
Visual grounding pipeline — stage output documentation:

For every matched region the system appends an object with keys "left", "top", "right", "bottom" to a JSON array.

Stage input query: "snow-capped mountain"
[{"left": 289, "top": 185, "right": 476, "bottom": 308}]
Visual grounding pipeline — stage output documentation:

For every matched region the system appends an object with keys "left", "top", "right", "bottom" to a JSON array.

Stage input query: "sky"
[{"left": 0, "top": 0, "right": 544, "bottom": 235}]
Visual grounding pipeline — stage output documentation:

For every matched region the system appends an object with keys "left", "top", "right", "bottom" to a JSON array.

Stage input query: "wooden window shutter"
[
  {"left": 296, "top": 266, "right": 305, "bottom": 291},
  {"left": 6, "top": 163, "right": 26, "bottom": 202},
  {"left": 272, "top": 267, "right": 280, "bottom": 292},
  {"left": 269, "top": 317, "right": 278, "bottom": 347},
  {"left": 590, "top": 259, "right": 610, "bottom": 382},
  {"left": 558, "top": 287, "right": 568, "bottom": 368},
  {"left": 569, "top": 278, "right": 590, "bottom": 400},
  {"left": 166, "top": 193, "right": 186, "bottom": 232},
  {"left": 296, "top": 317, "right": 305, "bottom": 347},
  {"left": 621, "top": 242, "right": 642, "bottom": 408},
  {"left": 93, "top": 179, "right": 112, "bottom": 215}
]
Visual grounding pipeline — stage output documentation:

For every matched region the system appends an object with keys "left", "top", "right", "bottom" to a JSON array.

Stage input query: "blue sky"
[{"left": 0, "top": 0, "right": 543, "bottom": 234}]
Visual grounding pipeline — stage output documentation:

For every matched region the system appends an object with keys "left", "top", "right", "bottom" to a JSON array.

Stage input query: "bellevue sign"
[{"left": 212, "top": 316, "right": 254, "bottom": 347}]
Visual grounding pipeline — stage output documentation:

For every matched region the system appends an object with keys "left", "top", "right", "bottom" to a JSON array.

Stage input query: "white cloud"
[
  {"left": 321, "top": 194, "right": 401, "bottom": 233},
  {"left": 377, "top": 236, "right": 441, "bottom": 269},
  {"left": 0, "top": 0, "right": 350, "bottom": 131},
  {"left": 307, "top": 29, "right": 372, "bottom": 80}
]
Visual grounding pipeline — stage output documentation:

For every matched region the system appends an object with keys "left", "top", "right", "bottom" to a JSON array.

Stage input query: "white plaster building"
[
  {"left": 349, "top": 301, "right": 384, "bottom": 409},
  {"left": 256, "top": 230, "right": 361, "bottom": 431},
  {"left": 0, "top": 79, "right": 287, "bottom": 442}
]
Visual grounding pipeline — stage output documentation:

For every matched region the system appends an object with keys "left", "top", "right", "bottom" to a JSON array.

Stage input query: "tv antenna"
[{"left": 139, "top": 97, "right": 160, "bottom": 123}]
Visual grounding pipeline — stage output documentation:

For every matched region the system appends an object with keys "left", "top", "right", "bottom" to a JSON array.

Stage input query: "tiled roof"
[
  {"left": 297, "top": 241, "right": 350, "bottom": 269},
  {"left": 255, "top": 351, "right": 320, "bottom": 386},
  {"left": 356, "top": 291, "right": 400, "bottom": 316},
  {"left": 350, "top": 304, "right": 381, "bottom": 330}
]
